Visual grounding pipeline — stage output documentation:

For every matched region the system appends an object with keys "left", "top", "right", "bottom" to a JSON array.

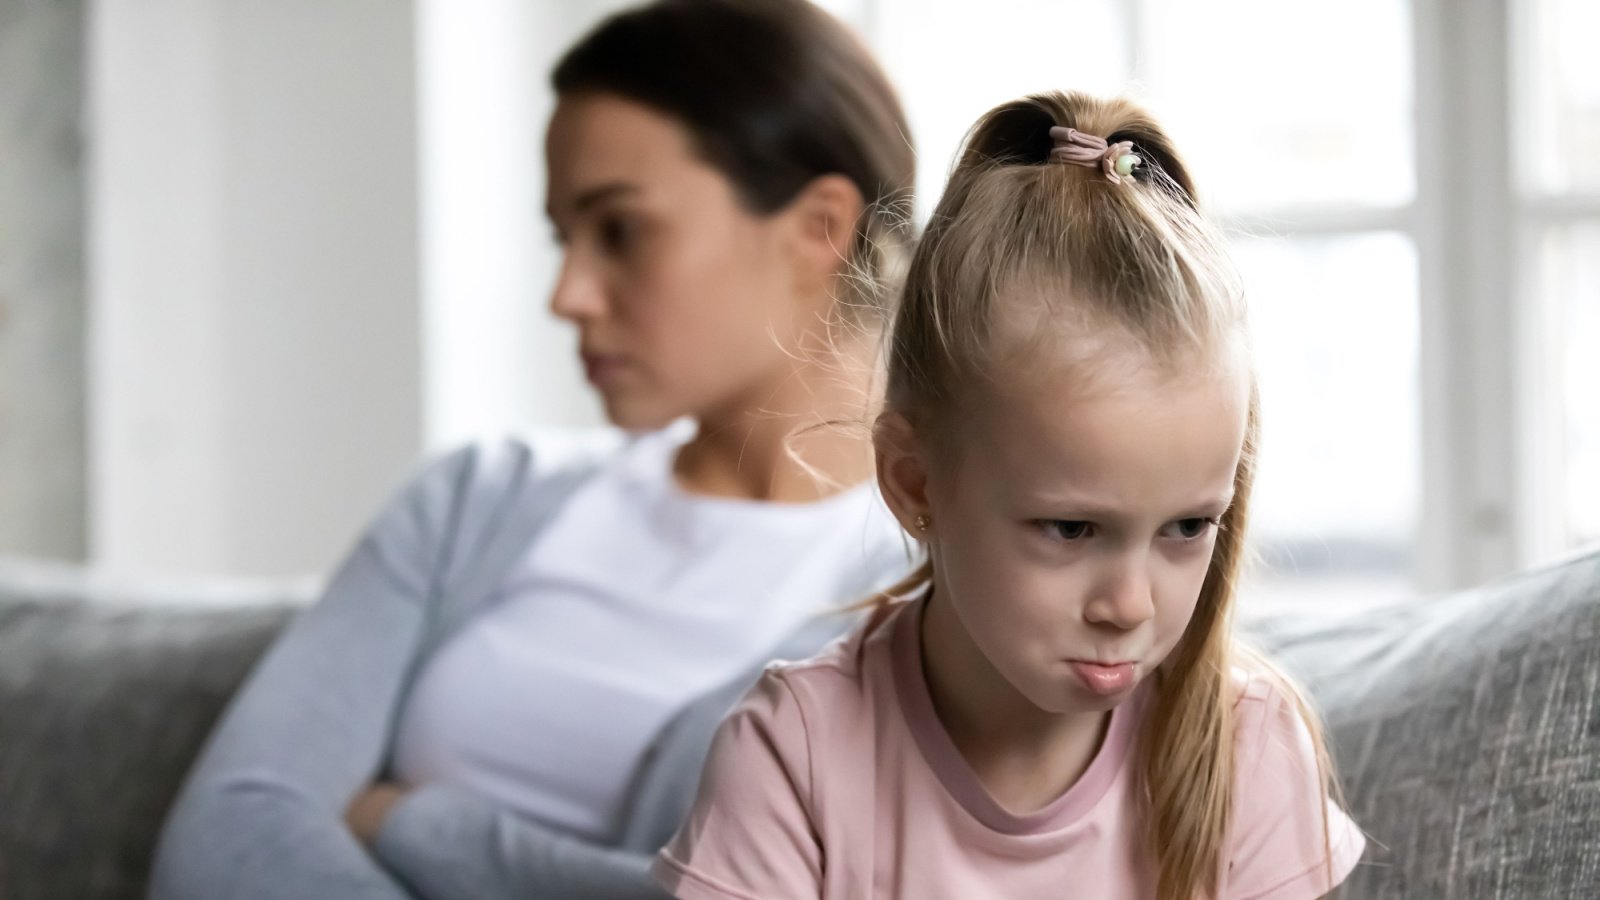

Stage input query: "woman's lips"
[
  {"left": 1069, "top": 661, "right": 1136, "bottom": 696},
  {"left": 580, "top": 352, "right": 627, "bottom": 387}
]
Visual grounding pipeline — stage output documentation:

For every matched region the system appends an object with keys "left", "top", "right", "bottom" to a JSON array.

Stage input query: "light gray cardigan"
[{"left": 149, "top": 429, "right": 883, "bottom": 900}]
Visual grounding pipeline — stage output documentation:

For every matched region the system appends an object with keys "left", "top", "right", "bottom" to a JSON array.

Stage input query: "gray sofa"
[
  {"left": 1258, "top": 546, "right": 1600, "bottom": 898},
  {"left": 1, "top": 548, "right": 1595, "bottom": 899}
]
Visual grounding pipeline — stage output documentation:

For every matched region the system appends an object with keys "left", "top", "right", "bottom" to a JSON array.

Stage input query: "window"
[
  {"left": 1522, "top": 0, "right": 1600, "bottom": 549},
  {"left": 1543, "top": 224, "right": 1600, "bottom": 546},
  {"left": 835, "top": 0, "right": 1593, "bottom": 600},
  {"left": 444, "top": 1, "right": 1587, "bottom": 597},
  {"left": 1139, "top": 0, "right": 1418, "bottom": 604}
]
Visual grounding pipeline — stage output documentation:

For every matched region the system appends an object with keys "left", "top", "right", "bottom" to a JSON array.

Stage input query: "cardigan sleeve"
[
  {"left": 371, "top": 784, "right": 669, "bottom": 900},
  {"left": 151, "top": 429, "right": 653, "bottom": 900},
  {"left": 148, "top": 442, "right": 490, "bottom": 900}
]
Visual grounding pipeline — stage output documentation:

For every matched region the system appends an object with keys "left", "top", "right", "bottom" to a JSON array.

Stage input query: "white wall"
[
  {"left": 90, "top": 0, "right": 423, "bottom": 577},
  {"left": 0, "top": 0, "right": 88, "bottom": 561},
  {"left": 416, "top": 0, "right": 612, "bottom": 450},
  {"left": 86, "top": 0, "right": 642, "bottom": 578}
]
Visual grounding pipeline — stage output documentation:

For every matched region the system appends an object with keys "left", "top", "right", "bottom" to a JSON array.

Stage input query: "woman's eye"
[
  {"left": 1163, "top": 517, "right": 1218, "bottom": 541},
  {"left": 1042, "top": 520, "right": 1094, "bottom": 541},
  {"left": 598, "top": 216, "right": 639, "bottom": 254}
]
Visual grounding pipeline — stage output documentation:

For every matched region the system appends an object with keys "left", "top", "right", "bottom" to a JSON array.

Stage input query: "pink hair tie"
[{"left": 1048, "top": 126, "right": 1142, "bottom": 184}]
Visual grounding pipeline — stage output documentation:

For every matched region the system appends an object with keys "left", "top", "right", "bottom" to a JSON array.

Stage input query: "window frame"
[{"left": 852, "top": 0, "right": 1594, "bottom": 591}]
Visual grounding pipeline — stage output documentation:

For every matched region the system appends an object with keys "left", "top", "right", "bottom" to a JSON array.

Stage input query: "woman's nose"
[{"left": 549, "top": 254, "right": 606, "bottom": 322}]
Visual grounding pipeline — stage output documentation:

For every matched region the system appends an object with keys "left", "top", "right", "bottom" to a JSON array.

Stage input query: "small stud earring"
[{"left": 914, "top": 513, "right": 931, "bottom": 533}]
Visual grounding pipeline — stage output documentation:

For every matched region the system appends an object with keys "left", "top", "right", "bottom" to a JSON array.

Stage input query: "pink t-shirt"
[{"left": 653, "top": 598, "right": 1365, "bottom": 899}]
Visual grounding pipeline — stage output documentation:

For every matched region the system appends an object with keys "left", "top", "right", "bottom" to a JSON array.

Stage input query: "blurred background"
[{"left": 2, "top": 0, "right": 1595, "bottom": 604}]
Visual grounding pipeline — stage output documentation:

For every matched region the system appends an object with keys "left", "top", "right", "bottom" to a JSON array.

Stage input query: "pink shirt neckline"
[{"left": 888, "top": 596, "right": 1148, "bottom": 836}]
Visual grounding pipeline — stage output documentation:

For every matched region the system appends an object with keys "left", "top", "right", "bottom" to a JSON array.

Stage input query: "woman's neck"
[
  {"left": 673, "top": 334, "right": 879, "bottom": 503},
  {"left": 920, "top": 589, "right": 1112, "bottom": 815}
]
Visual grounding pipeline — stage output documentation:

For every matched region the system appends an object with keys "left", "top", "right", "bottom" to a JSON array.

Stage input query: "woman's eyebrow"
[{"left": 547, "top": 182, "right": 640, "bottom": 221}]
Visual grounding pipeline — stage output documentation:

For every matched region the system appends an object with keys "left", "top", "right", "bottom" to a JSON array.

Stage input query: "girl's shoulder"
[
  {"left": 1226, "top": 662, "right": 1319, "bottom": 752},
  {"left": 1221, "top": 663, "right": 1367, "bottom": 898},
  {"left": 760, "top": 599, "right": 904, "bottom": 702},
  {"left": 721, "top": 599, "right": 907, "bottom": 769},
  {"left": 1227, "top": 663, "right": 1322, "bottom": 774},
  {"left": 1228, "top": 664, "right": 1286, "bottom": 710}
]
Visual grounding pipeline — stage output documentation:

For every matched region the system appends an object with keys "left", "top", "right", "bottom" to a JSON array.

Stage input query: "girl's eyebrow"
[
  {"left": 1191, "top": 493, "right": 1237, "bottom": 517},
  {"left": 1030, "top": 491, "right": 1236, "bottom": 520}
]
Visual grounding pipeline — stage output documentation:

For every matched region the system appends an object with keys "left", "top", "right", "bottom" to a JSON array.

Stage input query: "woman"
[{"left": 149, "top": 2, "right": 916, "bottom": 898}]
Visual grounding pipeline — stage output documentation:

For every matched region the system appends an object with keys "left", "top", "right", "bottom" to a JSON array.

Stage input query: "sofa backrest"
[
  {"left": 1250, "top": 547, "right": 1600, "bottom": 899},
  {"left": 3, "top": 549, "right": 1596, "bottom": 900},
  {"left": 0, "top": 563, "right": 305, "bottom": 900}
]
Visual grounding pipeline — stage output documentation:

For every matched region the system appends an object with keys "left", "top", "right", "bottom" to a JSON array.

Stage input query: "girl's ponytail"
[{"left": 952, "top": 93, "right": 1199, "bottom": 207}]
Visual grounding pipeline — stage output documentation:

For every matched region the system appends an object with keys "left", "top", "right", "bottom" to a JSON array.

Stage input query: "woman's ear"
[
  {"left": 874, "top": 411, "right": 932, "bottom": 537},
  {"left": 783, "top": 173, "right": 865, "bottom": 292}
]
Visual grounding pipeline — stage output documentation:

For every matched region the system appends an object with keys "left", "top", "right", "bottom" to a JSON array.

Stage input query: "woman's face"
[{"left": 545, "top": 93, "right": 824, "bottom": 430}]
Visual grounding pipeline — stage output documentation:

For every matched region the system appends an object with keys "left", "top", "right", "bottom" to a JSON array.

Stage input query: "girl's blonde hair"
[{"left": 873, "top": 90, "right": 1344, "bottom": 900}]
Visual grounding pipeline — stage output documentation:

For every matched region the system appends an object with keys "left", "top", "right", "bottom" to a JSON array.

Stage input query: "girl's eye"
[
  {"left": 1162, "top": 517, "right": 1219, "bottom": 541},
  {"left": 1042, "top": 520, "right": 1095, "bottom": 541}
]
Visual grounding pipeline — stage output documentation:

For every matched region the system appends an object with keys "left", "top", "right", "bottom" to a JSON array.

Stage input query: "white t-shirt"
[{"left": 391, "top": 426, "right": 909, "bottom": 842}]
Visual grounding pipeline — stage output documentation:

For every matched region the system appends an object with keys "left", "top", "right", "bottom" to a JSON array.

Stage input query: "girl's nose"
[{"left": 1084, "top": 554, "right": 1156, "bottom": 631}]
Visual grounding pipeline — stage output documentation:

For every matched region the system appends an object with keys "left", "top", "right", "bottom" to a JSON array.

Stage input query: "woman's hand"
[{"left": 345, "top": 782, "right": 409, "bottom": 847}]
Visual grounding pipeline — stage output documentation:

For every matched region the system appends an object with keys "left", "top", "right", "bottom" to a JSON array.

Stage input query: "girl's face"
[
  {"left": 544, "top": 93, "right": 829, "bottom": 430},
  {"left": 887, "top": 338, "right": 1250, "bottom": 717}
]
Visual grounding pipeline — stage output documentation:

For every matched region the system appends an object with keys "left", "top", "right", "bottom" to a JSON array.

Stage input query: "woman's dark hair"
[{"left": 553, "top": 0, "right": 916, "bottom": 324}]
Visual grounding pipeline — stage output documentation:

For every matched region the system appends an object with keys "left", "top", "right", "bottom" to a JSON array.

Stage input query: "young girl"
[{"left": 651, "top": 91, "right": 1366, "bottom": 899}]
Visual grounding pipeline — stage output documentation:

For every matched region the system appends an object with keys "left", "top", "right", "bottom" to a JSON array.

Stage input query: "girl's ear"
[{"left": 873, "top": 411, "right": 932, "bottom": 536}]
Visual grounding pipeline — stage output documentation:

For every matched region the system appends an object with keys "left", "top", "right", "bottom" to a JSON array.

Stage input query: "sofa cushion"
[
  {"left": 0, "top": 561, "right": 305, "bottom": 900},
  {"left": 1247, "top": 546, "right": 1600, "bottom": 899}
]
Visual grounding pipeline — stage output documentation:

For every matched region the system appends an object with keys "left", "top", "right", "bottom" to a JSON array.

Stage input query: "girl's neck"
[
  {"left": 673, "top": 334, "right": 879, "bottom": 504},
  {"left": 919, "top": 589, "right": 1112, "bottom": 815}
]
